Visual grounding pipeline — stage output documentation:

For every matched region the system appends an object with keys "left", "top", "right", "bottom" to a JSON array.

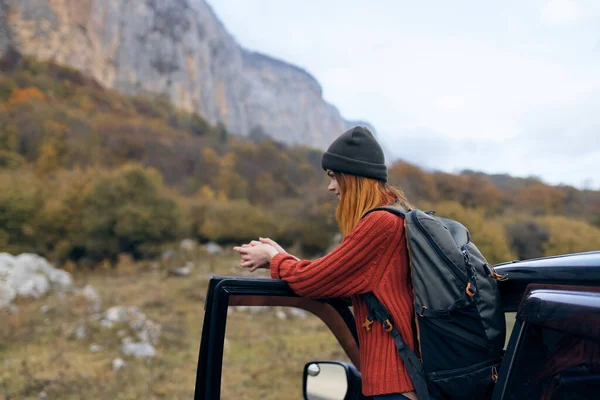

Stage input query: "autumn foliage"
[{"left": 1, "top": 57, "right": 599, "bottom": 266}]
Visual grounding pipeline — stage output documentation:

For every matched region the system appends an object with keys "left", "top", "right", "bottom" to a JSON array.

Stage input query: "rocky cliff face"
[{"left": 0, "top": 0, "right": 372, "bottom": 148}]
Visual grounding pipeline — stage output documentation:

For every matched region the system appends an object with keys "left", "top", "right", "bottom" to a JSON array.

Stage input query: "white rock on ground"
[
  {"left": 204, "top": 242, "right": 223, "bottom": 255},
  {"left": 103, "top": 306, "right": 162, "bottom": 345},
  {"left": 112, "top": 358, "right": 127, "bottom": 371},
  {"left": 8, "top": 269, "right": 50, "bottom": 299},
  {"left": 15, "top": 253, "right": 72, "bottom": 288},
  {"left": 234, "top": 305, "right": 270, "bottom": 314},
  {"left": 168, "top": 264, "right": 192, "bottom": 277},
  {"left": 133, "top": 319, "right": 162, "bottom": 345},
  {"left": 100, "top": 319, "right": 114, "bottom": 329},
  {"left": 0, "top": 254, "right": 13, "bottom": 279},
  {"left": 0, "top": 282, "right": 16, "bottom": 309},
  {"left": 104, "top": 306, "right": 129, "bottom": 323},
  {"left": 128, "top": 307, "right": 162, "bottom": 345},
  {"left": 121, "top": 342, "right": 156, "bottom": 359},
  {"left": 0, "top": 253, "right": 73, "bottom": 305},
  {"left": 275, "top": 309, "right": 287, "bottom": 320},
  {"left": 74, "top": 323, "right": 87, "bottom": 341},
  {"left": 288, "top": 308, "right": 309, "bottom": 318},
  {"left": 89, "top": 343, "right": 103, "bottom": 352},
  {"left": 81, "top": 284, "right": 102, "bottom": 313},
  {"left": 179, "top": 238, "right": 198, "bottom": 252}
]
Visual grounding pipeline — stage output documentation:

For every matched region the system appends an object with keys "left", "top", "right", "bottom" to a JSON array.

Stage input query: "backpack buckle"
[
  {"left": 466, "top": 282, "right": 476, "bottom": 297},
  {"left": 383, "top": 319, "right": 393, "bottom": 333},
  {"left": 363, "top": 318, "right": 374, "bottom": 332},
  {"left": 488, "top": 264, "right": 508, "bottom": 281}
]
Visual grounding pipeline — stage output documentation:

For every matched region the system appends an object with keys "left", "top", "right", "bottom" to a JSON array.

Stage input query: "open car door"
[
  {"left": 194, "top": 276, "right": 361, "bottom": 400},
  {"left": 493, "top": 252, "right": 600, "bottom": 399}
]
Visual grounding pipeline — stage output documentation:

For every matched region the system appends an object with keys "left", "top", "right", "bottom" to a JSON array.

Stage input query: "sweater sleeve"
[{"left": 270, "top": 211, "right": 403, "bottom": 298}]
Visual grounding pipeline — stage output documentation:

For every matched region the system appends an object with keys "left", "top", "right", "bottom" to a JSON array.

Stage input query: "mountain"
[{"left": 0, "top": 0, "right": 367, "bottom": 149}]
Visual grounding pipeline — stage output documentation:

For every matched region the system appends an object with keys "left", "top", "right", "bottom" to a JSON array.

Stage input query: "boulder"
[
  {"left": 121, "top": 342, "right": 156, "bottom": 359},
  {"left": 204, "top": 242, "right": 223, "bottom": 255}
]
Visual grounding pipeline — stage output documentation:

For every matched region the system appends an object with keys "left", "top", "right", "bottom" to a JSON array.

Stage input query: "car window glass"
[
  {"left": 505, "top": 315, "right": 600, "bottom": 399},
  {"left": 505, "top": 312, "right": 516, "bottom": 348}
]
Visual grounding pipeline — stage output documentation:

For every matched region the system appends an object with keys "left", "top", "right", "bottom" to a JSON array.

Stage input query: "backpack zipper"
[
  {"left": 411, "top": 212, "right": 469, "bottom": 286},
  {"left": 404, "top": 219, "right": 424, "bottom": 362},
  {"left": 428, "top": 358, "right": 500, "bottom": 379}
]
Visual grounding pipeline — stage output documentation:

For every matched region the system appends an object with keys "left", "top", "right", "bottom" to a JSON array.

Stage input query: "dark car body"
[{"left": 195, "top": 251, "right": 600, "bottom": 399}]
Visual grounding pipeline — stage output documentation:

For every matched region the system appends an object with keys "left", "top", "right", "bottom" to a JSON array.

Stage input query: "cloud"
[
  {"left": 206, "top": 0, "right": 600, "bottom": 189},
  {"left": 541, "top": 0, "right": 600, "bottom": 25},
  {"left": 519, "top": 96, "right": 600, "bottom": 158},
  {"left": 542, "top": 0, "right": 582, "bottom": 25},
  {"left": 380, "top": 95, "right": 600, "bottom": 189},
  {"left": 432, "top": 95, "right": 468, "bottom": 112}
]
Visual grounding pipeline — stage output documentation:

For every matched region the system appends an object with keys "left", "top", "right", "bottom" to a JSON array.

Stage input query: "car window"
[
  {"left": 504, "top": 291, "right": 600, "bottom": 400},
  {"left": 504, "top": 312, "right": 517, "bottom": 348},
  {"left": 221, "top": 298, "right": 353, "bottom": 400}
]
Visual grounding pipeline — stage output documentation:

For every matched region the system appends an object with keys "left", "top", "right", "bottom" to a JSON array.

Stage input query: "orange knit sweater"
[{"left": 270, "top": 211, "right": 416, "bottom": 396}]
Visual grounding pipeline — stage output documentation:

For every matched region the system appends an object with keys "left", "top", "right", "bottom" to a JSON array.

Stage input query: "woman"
[{"left": 234, "top": 126, "right": 418, "bottom": 400}]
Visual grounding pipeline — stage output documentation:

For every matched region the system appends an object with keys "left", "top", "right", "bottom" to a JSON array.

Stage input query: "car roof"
[
  {"left": 495, "top": 251, "right": 600, "bottom": 283},
  {"left": 494, "top": 251, "right": 600, "bottom": 311},
  {"left": 496, "top": 250, "right": 600, "bottom": 268}
]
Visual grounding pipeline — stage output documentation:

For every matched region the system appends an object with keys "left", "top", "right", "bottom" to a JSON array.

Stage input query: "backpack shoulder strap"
[
  {"left": 361, "top": 204, "right": 408, "bottom": 220},
  {"left": 361, "top": 292, "right": 430, "bottom": 400}
]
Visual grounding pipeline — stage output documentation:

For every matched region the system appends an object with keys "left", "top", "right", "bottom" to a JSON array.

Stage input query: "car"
[{"left": 194, "top": 251, "right": 600, "bottom": 399}]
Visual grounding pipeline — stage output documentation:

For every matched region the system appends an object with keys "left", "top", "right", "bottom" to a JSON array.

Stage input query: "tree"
[
  {"left": 35, "top": 121, "right": 68, "bottom": 175},
  {"left": 429, "top": 201, "right": 514, "bottom": 264},
  {"left": 460, "top": 174, "right": 503, "bottom": 212},
  {"left": 0, "top": 170, "right": 43, "bottom": 253},
  {"left": 539, "top": 216, "right": 600, "bottom": 256},
  {"left": 80, "top": 164, "right": 181, "bottom": 261},
  {"left": 505, "top": 220, "right": 549, "bottom": 260},
  {"left": 197, "top": 199, "right": 275, "bottom": 244},
  {"left": 31, "top": 168, "right": 99, "bottom": 261},
  {"left": 0, "top": 150, "right": 26, "bottom": 169},
  {"left": 7, "top": 87, "right": 45, "bottom": 106},
  {"left": 216, "top": 153, "right": 247, "bottom": 199},
  {"left": 388, "top": 161, "right": 439, "bottom": 202},
  {"left": 197, "top": 147, "right": 220, "bottom": 189},
  {"left": 248, "top": 125, "right": 271, "bottom": 143},
  {"left": 432, "top": 172, "right": 468, "bottom": 204},
  {"left": 518, "top": 183, "right": 567, "bottom": 215}
]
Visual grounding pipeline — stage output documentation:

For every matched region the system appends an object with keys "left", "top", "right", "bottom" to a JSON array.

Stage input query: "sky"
[{"left": 206, "top": 0, "right": 600, "bottom": 189}]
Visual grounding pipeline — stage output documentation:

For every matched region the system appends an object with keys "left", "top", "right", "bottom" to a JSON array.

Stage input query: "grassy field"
[
  {"left": 0, "top": 249, "right": 516, "bottom": 400},
  {"left": 0, "top": 250, "right": 348, "bottom": 400}
]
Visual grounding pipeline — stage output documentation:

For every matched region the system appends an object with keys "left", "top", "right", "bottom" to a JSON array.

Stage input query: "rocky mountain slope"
[{"left": 0, "top": 0, "right": 373, "bottom": 148}]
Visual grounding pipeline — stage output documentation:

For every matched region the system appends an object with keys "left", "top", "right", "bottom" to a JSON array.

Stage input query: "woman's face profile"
[{"left": 326, "top": 170, "right": 340, "bottom": 201}]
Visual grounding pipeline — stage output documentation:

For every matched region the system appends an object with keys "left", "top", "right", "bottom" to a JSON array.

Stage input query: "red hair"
[{"left": 334, "top": 173, "right": 412, "bottom": 236}]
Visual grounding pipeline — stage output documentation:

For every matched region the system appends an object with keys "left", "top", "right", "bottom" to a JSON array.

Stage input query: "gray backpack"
[{"left": 360, "top": 205, "right": 506, "bottom": 400}]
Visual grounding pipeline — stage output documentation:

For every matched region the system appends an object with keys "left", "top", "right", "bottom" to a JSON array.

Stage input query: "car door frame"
[
  {"left": 492, "top": 284, "right": 600, "bottom": 399},
  {"left": 490, "top": 252, "right": 600, "bottom": 399},
  {"left": 194, "top": 276, "right": 359, "bottom": 400},
  {"left": 195, "top": 252, "right": 600, "bottom": 399}
]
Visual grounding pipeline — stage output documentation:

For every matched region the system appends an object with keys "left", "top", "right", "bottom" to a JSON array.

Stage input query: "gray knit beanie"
[{"left": 321, "top": 126, "right": 387, "bottom": 182}]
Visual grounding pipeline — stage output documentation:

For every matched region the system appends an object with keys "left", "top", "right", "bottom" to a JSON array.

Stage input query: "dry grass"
[
  {"left": 0, "top": 251, "right": 348, "bottom": 400},
  {"left": 0, "top": 250, "right": 517, "bottom": 400}
]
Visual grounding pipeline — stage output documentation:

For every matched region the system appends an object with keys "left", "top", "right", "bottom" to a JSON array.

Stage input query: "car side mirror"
[{"left": 303, "top": 361, "right": 363, "bottom": 400}]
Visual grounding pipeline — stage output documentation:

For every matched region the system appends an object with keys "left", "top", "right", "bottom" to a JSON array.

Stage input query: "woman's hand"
[
  {"left": 233, "top": 243, "right": 279, "bottom": 272},
  {"left": 258, "top": 237, "right": 285, "bottom": 253},
  {"left": 252, "top": 238, "right": 299, "bottom": 261}
]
